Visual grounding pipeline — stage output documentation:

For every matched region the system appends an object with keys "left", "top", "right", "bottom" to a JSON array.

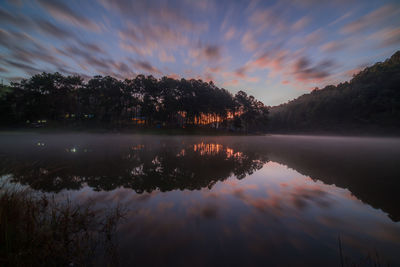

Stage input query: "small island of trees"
[{"left": 0, "top": 73, "right": 269, "bottom": 132}]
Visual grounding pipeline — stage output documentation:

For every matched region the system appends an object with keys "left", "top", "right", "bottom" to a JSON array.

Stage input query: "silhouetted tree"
[{"left": 0, "top": 72, "right": 269, "bottom": 132}]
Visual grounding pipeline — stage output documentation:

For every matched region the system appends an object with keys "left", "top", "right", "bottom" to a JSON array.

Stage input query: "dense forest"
[
  {"left": 268, "top": 51, "right": 400, "bottom": 134},
  {"left": 0, "top": 74, "right": 269, "bottom": 132}
]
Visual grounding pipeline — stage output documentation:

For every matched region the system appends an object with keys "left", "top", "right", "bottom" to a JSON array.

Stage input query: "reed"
[{"left": 0, "top": 183, "right": 124, "bottom": 266}]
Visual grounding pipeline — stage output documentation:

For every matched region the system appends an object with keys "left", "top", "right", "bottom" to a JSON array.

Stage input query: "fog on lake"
[{"left": 1, "top": 133, "right": 400, "bottom": 266}]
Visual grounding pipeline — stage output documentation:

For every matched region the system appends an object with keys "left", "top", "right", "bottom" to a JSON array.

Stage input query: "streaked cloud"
[
  {"left": 224, "top": 27, "right": 237, "bottom": 41},
  {"left": 189, "top": 43, "right": 222, "bottom": 63},
  {"left": 341, "top": 4, "right": 400, "bottom": 34},
  {"left": 37, "top": 0, "right": 101, "bottom": 32},
  {"left": 292, "top": 57, "right": 335, "bottom": 82},
  {"left": 320, "top": 41, "right": 344, "bottom": 53},
  {"left": 0, "top": 0, "right": 399, "bottom": 105}
]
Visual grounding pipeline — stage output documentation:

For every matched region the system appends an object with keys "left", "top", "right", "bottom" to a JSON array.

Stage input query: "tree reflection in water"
[{"left": 0, "top": 136, "right": 268, "bottom": 193}]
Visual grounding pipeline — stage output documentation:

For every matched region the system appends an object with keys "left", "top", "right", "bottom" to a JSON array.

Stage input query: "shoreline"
[
  {"left": 0, "top": 126, "right": 257, "bottom": 136},
  {"left": 1, "top": 128, "right": 400, "bottom": 138}
]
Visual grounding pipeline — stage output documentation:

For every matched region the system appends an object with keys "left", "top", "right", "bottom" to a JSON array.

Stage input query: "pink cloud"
[
  {"left": 292, "top": 16, "right": 311, "bottom": 31},
  {"left": 224, "top": 27, "right": 237, "bottom": 41},
  {"left": 37, "top": 0, "right": 101, "bottom": 32},
  {"left": 249, "top": 8, "right": 288, "bottom": 35},
  {"left": 236, "top": 49, "right": 288, "bottom": 79},
  {"left": 291, "top": 56, "right": 335, "bottom": 83},
  {"left": 119, "top": 22, "right": 189, "bottom": 56},
  {"left": 167, "top": 73, "right": 180, "bottom": 79},
  {"left": 320, "top": 41, "right": 344, "bottom": 53},
  {"left": 222, "top": 79, "right": 239, "bottom": 87},
  {"left": 328, "top": 11, "right": 352, "bottom": 26},
  {"left": 189, "top": 43, "right": 222, "bottom": 63},
  {"left": 341, "top": 4, "right": 400, "bottom": 34},
  {"left": 368, "top": 27, "right": 400, "bottom": 48},
  {"left": 127, "top": 59, "right": 162, "bottom": 75},
  {"left": 241, "top": 31, "right": 259, "bottom": 52},
  {"left": 159, "top": 50, "right": 176, "bottom": 63}
]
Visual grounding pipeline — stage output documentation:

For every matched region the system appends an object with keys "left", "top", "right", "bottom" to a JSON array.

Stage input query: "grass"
[
  {"left": 0, "top": 182, "right": 124, "bottom": 266},
  {"left": 338, "top": 234, "right": 392, "bottom": 267}
]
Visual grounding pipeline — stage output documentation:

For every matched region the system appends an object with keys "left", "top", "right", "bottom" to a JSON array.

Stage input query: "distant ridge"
[{"left": 269, "top": 51, "right": 400, "bottom": 134}]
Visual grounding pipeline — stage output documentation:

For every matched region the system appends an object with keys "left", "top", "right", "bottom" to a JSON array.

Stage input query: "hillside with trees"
[
  {"left": 0, "top": 74, "right": 268, "bottom": 132},
  {"left": 269, "top": 51, "right": 400, "bottom": 134}
]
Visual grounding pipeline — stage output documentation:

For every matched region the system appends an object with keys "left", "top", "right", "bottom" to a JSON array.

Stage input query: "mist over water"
[{"left": 1, "top": 133, "right": 400, "bottom": 266}]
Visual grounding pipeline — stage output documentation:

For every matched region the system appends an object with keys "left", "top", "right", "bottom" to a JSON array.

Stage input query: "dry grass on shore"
[{"left": 0, "top": 183, "right": 124, "bottom": 266}]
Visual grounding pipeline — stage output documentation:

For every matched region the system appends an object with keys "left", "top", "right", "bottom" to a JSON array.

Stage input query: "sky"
[{"left": 0, "top": 0, "right": 399, "bottom": 106}]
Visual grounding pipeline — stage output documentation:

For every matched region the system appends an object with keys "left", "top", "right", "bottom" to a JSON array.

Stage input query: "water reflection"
[
  {"left": 0, "top": 136, "right": 268, "bottom": 193},
  {"left": 1, "top": 133, "right": 400, "bottom": 266}
]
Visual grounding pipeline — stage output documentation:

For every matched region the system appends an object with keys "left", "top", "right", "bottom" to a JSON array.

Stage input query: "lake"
[{"left": 1, "top": 133, "right": 400, "bottom": 266}]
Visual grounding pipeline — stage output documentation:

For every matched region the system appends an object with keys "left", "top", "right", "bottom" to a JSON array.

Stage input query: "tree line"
[
  {"left": 0, "top": 73, "right": 269, "bottom": 132},
  {"left": 268, "top": 50, "right": 400, "bottom": 134}
]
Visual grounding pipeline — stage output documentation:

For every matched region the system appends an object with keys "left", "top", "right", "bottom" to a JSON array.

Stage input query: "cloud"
[
  {"left": 158, "top": 50, "right": 176, "bottom": 63},
  {"left": 0, "top": 6, "right": 30, "bottom": 27},
  {"left": 100, "top": 0, "right": 202, "bottom": 32},
  {"left": 241, "top": 31, "right": 259, "bottom": 52},
  {"left": 0, "top": 29, "right": 70, "bottom": 74},
  {"left": 368, "top": 27, "right": 400, "bottom": 48},
  {"left": 220, "top": 65, "right": 260, "bottom": 86},
  {"left": 0, "top": 29, "right": 22, "bottom": 48},
  {"left": 235, "top": 49, "right": 288, "bottom": 79},
  {"left": 320, "top": 41, "right": 344, "bottom": 53},
  {"left": 34, "top": 19, "right": 75, "bottom": 39},
  {"left": 128, "top": 59, "right": 162, "bottom": 75},
  {"left": 281, "top": 80, "right": 290, "bottom": 85},
  {"left": 167, "top": 73, "right": 180, "bottom": 79},
  {"left": 1, "top": 59, "right": 42, "bottom": 75},
  {"left": 224, "top": 27, "right": 236, "bottom": 41},
  {"left": 249, "top": 8, "right": 288, "bottom": 35},
  {"left": 0, "top": 66, "right": 8, "bottom": 73},
  {"left": 119, "top": 22, "right": 189, "bottom": 56},
  {"left": 341, "top": 4, "right": 400, "bottom": 34},
  {"left": 76, "top": 41, "right": 105, "bottom": 54},
  {"left": 11, "top": 45, "right": 57, "bottom": 65},
  {"left": 328, "top": 11, "right": 352, "bottom": 26},
  {"left": 37, "top": 0, "right": 101, "bottom": 32},
  {"left": 109, "top": 62, "right": 136, "bottom": 79},
  {"left": 292, "top": 16, "right": 311, "bottom": 31},
  {"left": 0, "top": 7, "right": 79, "bottom": 41},
  {"left": 234, "top": 66, "right": 249, "bottom": 79},
  {"left": 292, "top": 56, "right": 335, "bottom": 82},
  {"left": 6, "top": 0, "right": 23, "bottom": 6},
  {"left": 189, "top": 43, "right": 222, "bottom": 62},
  {"left": 302, "top": 28, "right": 325, "bottom": 47},
  {"left": 119, "top": 43, "right": 151, "bottom": 57},
  {"left": 203, "top": 45, "right": 221, "bottom": 60},
  {"left": 54, "top": 44, "right": 115, "bottom": 75},
  {"left": 222, "top": 79, "right": 239, "bottom": 87}
]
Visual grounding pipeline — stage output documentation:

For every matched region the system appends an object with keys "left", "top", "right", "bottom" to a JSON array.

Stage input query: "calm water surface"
[{"left": 1, "top": 133, "right": 400, "bottom": 266}]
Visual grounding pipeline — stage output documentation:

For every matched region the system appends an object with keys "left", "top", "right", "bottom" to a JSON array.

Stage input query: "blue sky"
[{"left": 0, "top": 0, "right": 399, "bottom": 105}]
